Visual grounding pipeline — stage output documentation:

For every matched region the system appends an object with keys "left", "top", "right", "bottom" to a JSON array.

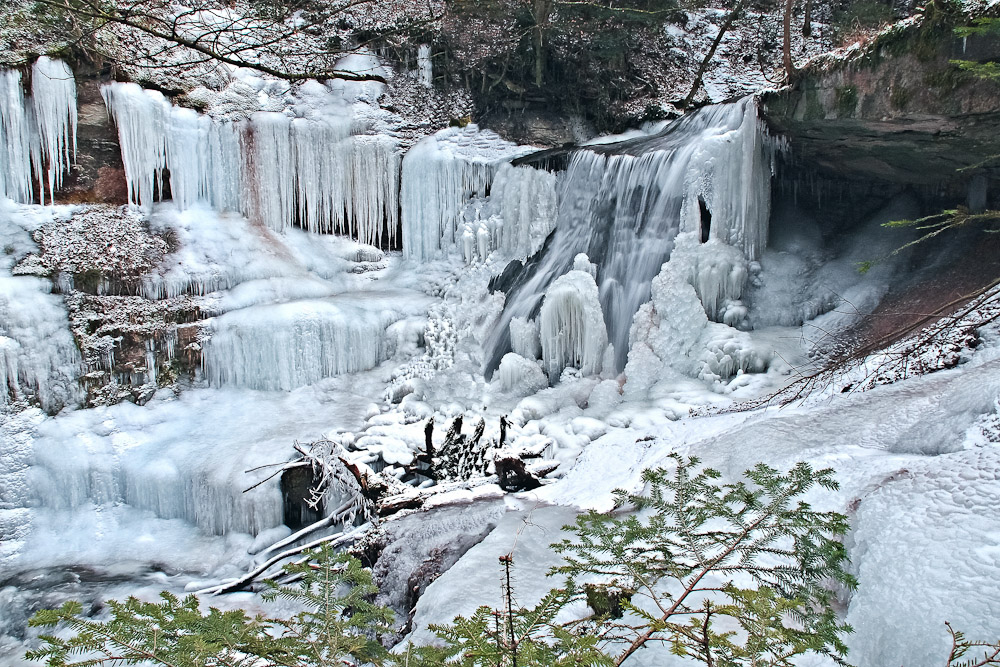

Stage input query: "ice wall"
[
  {"left": 202, "top": 295, "right": 428, "bottom": 391},
  {"left": 486, "top": 97, "right": 774, "bottom": 376},
  {"left": 102, "top": 82, "right": 400, "bottom": 246},
  {"left": 401, "top": 125, "right": 533, "bottom": 261},
  {"left": 0, "top": 58, "right": 78, "bottom": 204}
]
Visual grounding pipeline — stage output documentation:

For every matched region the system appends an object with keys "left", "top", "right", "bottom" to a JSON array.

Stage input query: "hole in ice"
[
  {"left": 281, "top": 466, "right": 323, "bottom": 530},
  {"left": 699, "top": 197, "right": 712, "bottom": 243}
]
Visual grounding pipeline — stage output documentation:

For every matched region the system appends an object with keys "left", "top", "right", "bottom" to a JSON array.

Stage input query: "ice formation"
[
  {"left": 401, "top": 125, "right": 534, "bottom": 261},
  {"left": 0, "top": 58, "right": 78, "bottom": 205},
  {"left": 486, "top": 97, "right": 775, "bottom": 376},
  {"left": 102, "top": 82, "right": 400, "bottom": 246},
  {"left": 539, "top": 267, "right": 608, "bottom": 379}
]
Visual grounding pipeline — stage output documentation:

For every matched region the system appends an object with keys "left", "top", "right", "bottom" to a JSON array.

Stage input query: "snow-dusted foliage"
[
  {"left": 0, "top": 58, "right": 77, "bottom": 205},
  {"left": 401, "top": 125, "right": 533, "bottom": 261},
  {"left": 539, "top": 267, "right": 608, "bottom": 379},
  {"left": 102, "top": 82, "right": 400, "bottom": 245},
  {"left": 487, "top": 97, "right": 774, "bottom": 374}
]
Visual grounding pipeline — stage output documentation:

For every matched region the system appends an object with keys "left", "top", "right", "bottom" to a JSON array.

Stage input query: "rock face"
[{"left": 764, "top": 8, "right": 1000, "bottom": 202}]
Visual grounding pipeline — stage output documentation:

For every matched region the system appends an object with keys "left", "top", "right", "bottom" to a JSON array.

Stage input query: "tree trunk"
[
  {"left": 783, "top": 0, "right": 796, "bottom": 80},
  {"left": 532, "top": 0, "right": 553, "bottom": 87}
]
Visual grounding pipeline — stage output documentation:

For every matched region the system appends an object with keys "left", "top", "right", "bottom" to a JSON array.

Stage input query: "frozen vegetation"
[{"left": 1, "top": 52, "right": 1000, "bottom": 667}]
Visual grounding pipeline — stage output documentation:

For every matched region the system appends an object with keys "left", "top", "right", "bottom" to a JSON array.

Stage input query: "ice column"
[
  {"left": 417, "top": 44, "right": 433, "bottom": 87},
  {"left": 539, "top": 268, "right": 608, "bottom": 379}
]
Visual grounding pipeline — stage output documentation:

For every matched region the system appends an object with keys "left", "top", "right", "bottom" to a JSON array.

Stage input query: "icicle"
[
  {"left": 101, "top": 82, "right": 399, "bottom": 244},
  {"left": 31, "top": 57, "right": 78, "bottom": 205},
  {"left": 101, "top": 83, "right": 169, "bottom": 209}
]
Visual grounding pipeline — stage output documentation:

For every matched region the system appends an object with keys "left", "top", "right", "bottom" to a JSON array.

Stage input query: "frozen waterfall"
[
  {"left": 485, "top": 97, "right": 775, "bottom": 376},
  {"left": 0, "top": 58, "right": 77, "bottom": 205},
  {"left": 102, "top": 82, "right": 400, "bottom": 246}
]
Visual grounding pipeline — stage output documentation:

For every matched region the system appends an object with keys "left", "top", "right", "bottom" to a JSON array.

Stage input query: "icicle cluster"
[
  {"left": 0, "top": 58, "right": 77, "bottom": 204},
  {"left": 401, "top": 125, "right": 533, "bottom": 261},
  {"left": 102, "top": 82, "right": 400, "bottom": 246},
  {"left": 539, "top": 268, "right": 608, "bottom": 379},
  {"left": 457, "top": 163, "right": 558, "bottom": 264}
]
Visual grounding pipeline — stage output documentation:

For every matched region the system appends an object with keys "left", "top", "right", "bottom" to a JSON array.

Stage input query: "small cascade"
[
  {"left": 485, "top": 97, "right": 776, "bottom": 377},
  {"left": 0, "top": 58, "right": 78, "bottom": 204},
  {"left": 401, "top": 125, "right": 533, "bottom": 261},
  {"left": 101, "top": 82, "right": 400, "bottom": 246}
]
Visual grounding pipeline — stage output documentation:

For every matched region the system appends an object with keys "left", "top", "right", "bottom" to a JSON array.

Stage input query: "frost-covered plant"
[
  {"left": 550, "top": 455, "right": 857, "bottom": 666},
  {"left": 26, "top": 545, "right": 393, "bottom": 667}
]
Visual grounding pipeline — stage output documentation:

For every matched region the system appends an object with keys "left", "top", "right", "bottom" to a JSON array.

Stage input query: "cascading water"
[{"left": 484, "top": 97, "right": 775, "bottom": 377}]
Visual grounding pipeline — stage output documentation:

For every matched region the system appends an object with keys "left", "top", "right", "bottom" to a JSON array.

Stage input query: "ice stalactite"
[
  {"left": 417, "top": 44, "right": 433, "bottom": 87},
  {"left": 486, "top": 97, "right": 775, "bottom": 376},
  {"left": 101, "top": 82, "right": 399, "bottom": 245},
  {"left": 101, "top": 83, "right": 170, "bottom": 209},
  {"left": 0, "top": 58, "right": 78, "bottom": 205},
  {"left": 31, "top": 57, "right": 78, "bottom": 205},
  {"left": 401, "top": 125, "right": 533, "bottom": 261},
  {"left": 539, "top": 267, "right": 608, "bottom": 379}
]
